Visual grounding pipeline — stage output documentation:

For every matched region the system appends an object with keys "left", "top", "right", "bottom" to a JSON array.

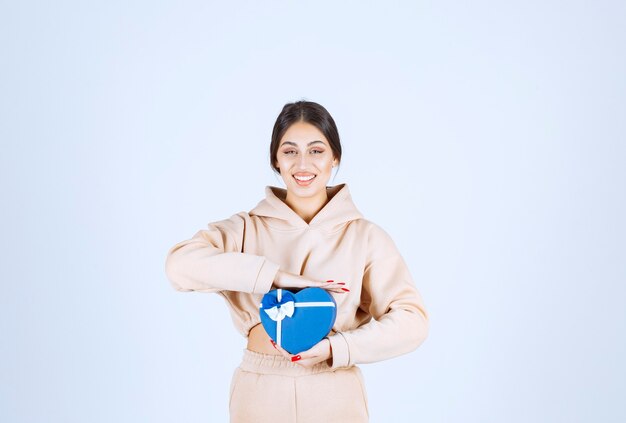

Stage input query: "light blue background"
[{"left": 1, "top": 1, "right": 624, "bottom": 422}]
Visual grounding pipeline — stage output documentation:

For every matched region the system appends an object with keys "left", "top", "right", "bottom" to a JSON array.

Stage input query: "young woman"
[{"left": 164, "top": 100, "right": 429, "bottom": 422}]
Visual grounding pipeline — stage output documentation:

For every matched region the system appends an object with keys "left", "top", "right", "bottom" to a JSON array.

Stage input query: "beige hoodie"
[{"left": 164, "top": 183, "right": 429, "bottom": 369}]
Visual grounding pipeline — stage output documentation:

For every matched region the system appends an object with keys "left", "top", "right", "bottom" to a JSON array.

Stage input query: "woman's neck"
[{"left": 284, "top": 189, "right": 329, "bottom": 224}]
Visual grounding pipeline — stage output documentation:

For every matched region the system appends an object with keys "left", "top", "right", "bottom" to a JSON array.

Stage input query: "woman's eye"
[
  {"left": 283, "top": 150, "right": 296, "bottom": 155},
  {"left": 311, "top": 149, "right": 324, "bottom": 154}
]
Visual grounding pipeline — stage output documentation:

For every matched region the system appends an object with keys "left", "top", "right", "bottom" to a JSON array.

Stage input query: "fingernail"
[
  {"left": 326, "top": 280, "right": 334, "bottom": 282},
  {"left": 291, "top": 355, "right": 301, "bottom": 362},
  {"left": 341, "top": 288, "right": 350, "bottom": 292},
  {"left": 338, "top": 282, "right": 346, "bottom": 285},
  {"left": 270, "top": 340, "right": 276, "bottom": 348}
]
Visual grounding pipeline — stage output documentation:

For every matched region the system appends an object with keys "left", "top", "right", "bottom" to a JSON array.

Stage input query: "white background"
[{"left": 1, "top": 1, "right": 624, "bottom": 422}]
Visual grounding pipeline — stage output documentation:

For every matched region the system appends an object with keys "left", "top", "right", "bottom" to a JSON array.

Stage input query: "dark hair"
[{"left": 269, "top": 100, "right": 342, "bottom": 174}]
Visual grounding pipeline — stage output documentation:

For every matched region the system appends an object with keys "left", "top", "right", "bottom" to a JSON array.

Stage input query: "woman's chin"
[{"left": 286, "top": 178, "right": 329, "bottom": 197}]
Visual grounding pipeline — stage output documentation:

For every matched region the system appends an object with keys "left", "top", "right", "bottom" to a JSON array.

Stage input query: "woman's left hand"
[{"left": 271, "top": 337, "right": 332, "bottom": 368}]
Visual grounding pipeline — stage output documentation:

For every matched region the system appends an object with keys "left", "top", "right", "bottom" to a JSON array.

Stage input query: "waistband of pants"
[{"left": 238, "top": 348, "right": 336, "bottom": 376}]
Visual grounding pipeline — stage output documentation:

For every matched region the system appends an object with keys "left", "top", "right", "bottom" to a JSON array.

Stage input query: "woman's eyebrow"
[{"left": 280, "top": 140, "right": 325, "bottom": 147}]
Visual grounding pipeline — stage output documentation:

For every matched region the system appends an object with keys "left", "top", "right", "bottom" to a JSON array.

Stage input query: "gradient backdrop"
[{"left": 1, "top": 1, "right": 625, "bottom": 422}]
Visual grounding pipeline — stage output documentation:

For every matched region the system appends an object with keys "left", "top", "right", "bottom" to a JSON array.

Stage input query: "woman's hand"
[
  {"left": 272, "top": 270, "right": 349, "bottom": 294},
  {"left": 271, "top": 337, "right": 333, "bottom": 368}
]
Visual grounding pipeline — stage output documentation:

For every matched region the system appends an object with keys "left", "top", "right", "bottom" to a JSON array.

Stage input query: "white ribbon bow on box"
[{"left": 264, "top": 300, "right": 295, "bottom": 321}]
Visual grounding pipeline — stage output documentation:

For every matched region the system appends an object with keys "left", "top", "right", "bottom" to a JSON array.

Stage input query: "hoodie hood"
[{"left": 249, "top": 183, "right": 363, "bottom": 232}]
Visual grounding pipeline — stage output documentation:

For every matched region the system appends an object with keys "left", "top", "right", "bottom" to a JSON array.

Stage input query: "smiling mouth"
[{"left": 292, "top": 174, "right": 316, "bottom": 186}]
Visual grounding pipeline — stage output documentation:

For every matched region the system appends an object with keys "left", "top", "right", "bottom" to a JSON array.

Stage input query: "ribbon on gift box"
[{"left": 260, "top": 289, "right": 336, "bottom": 348}]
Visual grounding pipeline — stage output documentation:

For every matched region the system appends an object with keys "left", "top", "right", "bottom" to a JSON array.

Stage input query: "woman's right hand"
[{"left": 272, "top": 270, "right": 350, "bottom": 294}]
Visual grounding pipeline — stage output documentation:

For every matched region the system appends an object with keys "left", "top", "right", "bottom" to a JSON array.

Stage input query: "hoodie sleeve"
[
  {"left": 326, "top": 224, "right": 429, "bottom": 369},
  {"left": 164, "top": 212, "right": 280, "bottom": 294}
]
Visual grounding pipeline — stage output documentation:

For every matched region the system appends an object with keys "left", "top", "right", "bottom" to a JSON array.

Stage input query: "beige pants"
[{"left": 229, "top": 348, "right": 369, "bottom": 423}]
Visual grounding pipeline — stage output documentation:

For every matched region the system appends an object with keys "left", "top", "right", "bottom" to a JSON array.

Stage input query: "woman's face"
[{"left": 275, "top": 121, "right": 337, "bottom": 199}]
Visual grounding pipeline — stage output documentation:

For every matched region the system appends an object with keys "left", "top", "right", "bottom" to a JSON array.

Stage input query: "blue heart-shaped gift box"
[{"left": 259, "top": 287, "right": 337, "bottom": 355}]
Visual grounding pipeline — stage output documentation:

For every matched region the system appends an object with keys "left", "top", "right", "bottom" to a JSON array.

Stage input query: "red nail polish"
[
  {"left": 341, "top": 288, "right": 350, "bottom": 292},
  {"left": 326, "top": 280, "right": 334, "bottom": 282},
  {"left": 338, "top": 282, "right": 346, "bottom": 285},
  {"left": 291, "top": 355, "right": 301, "bottom": 362},
  {"left": 270, "top": 340, "right": 276, "bottom": 348}
]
